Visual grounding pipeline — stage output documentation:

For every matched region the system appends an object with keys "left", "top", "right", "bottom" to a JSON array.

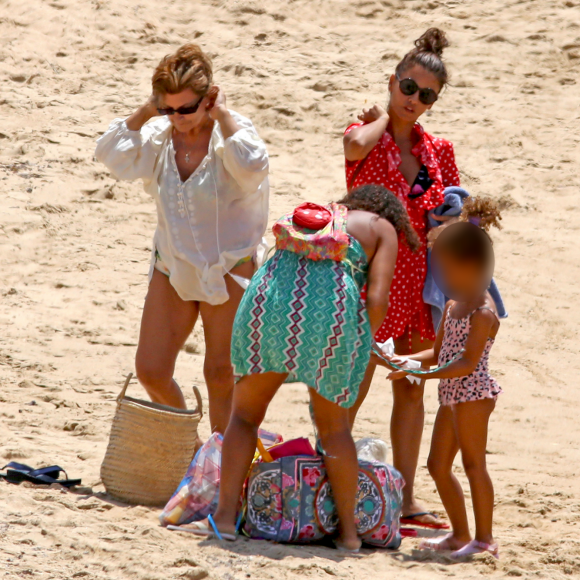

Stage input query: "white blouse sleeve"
[
  {"left": 221, "top": 114, "right": 269, "bottom": 193},
  {"left": 94, "top": 117, "right": 169, "bottom": 182}
]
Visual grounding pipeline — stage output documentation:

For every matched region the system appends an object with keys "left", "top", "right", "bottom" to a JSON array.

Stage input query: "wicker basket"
[{"left": 101, "top": 373, "right": 204, "bottom": 507}]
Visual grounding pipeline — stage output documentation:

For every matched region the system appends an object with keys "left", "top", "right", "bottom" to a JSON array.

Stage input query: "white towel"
[{"left": 377, "top": 338, "right": 422, "bottom": 385}]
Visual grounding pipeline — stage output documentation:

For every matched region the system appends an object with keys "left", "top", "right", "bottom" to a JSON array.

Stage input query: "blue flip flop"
[
  {"left": 167, "top": 515, "right": 237, "bottom": 541},
  {"left": 2, "top": 462, "right": 81, "bottom": 488}
]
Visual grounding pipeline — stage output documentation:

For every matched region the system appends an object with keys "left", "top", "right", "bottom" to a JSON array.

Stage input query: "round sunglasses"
[
  {"left": 396, "top": 74, "right": 439, "bottom": 105},
  {"left": 157, "top": 96, "right": 204, "bottom": 116}
]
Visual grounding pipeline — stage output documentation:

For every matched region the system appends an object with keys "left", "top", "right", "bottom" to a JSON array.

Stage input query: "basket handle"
[
  {"left": 117, "top": 374, "right": 203, "bottom": 416},
  {"left": 117, "top": 373, "right": 133, "bottom": 403},
  {"left": 192, "top": 385, "right": 204, "bottom": 418}
]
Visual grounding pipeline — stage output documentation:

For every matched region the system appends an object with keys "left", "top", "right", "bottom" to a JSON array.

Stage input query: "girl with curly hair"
[
  {"left": 382, "top": 197, "right": 503, "bottom": 559},
  {"left": 176, "top": 186, "right": 418, "bottom": 551}
]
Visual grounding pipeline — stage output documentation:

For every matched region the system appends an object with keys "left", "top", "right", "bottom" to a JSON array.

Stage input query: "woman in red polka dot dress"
[{"left": 344, "top": 28, "right": 460, "bottom": 529}]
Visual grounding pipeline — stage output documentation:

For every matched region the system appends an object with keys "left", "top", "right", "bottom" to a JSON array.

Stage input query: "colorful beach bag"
[
  {"left": 159, "top": 433, "right": 223, "bottom": 527},
  {"left": 272, "top": 202, "right": 350, "bottom": 262},
  {"left": 159, "top": 429, "right": 283, "bottom": 527},
  {"left": 244, "top": 455, "right": 404, "bottom": 548}
]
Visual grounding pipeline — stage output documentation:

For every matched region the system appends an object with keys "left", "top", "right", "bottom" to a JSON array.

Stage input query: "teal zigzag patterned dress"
[{"left": 231, "top": 237, "right": 371, "bottom": 408}]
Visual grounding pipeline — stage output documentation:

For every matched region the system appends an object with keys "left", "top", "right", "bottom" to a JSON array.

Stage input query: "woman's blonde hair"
[{"left": 152, "top": 43, "right": 213, "bottom": 99}]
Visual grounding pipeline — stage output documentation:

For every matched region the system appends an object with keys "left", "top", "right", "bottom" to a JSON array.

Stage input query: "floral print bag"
[{"left": 244, "top": 455, "right": 404, "bottom": 548}]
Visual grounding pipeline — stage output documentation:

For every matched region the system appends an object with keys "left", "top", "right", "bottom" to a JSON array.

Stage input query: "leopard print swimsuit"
[{"left": 438, "top": 305, "right": 502, "bottom": 406}]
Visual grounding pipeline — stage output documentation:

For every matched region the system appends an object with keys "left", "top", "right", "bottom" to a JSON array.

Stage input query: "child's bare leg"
[
  {"left": 453, "top": 398, "right": 496, "bottom": 545},
  {"left": 310, "top": 388, "right": 361, "bottom": 552},
  {"left": 211, "top": 372, "right": 287, "bottom": 534},
  {"left": 426, "top": 405, "right": 471, "bottom": 549}
]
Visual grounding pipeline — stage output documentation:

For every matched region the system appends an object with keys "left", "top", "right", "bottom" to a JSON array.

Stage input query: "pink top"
[{"left": 438, "top": 306, "right": 502, "bottom": 406}]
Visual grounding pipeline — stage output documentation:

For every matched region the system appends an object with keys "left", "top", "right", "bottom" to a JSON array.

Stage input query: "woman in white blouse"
[{"left": 95, "top": 44, "right": 269, "bottom": 433}]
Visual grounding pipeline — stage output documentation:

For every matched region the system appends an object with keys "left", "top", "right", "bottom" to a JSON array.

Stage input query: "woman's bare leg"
[
  {"left": 199, "top": 260, "right": 254, "bottom": 433},
  {"left": 453, "top": 399, "right": 496, "bottom": 544},
  {"left": 348, "top": 359, "right": 377, "bottom": 430},
  {"left": 310, "top": 388, "right": 361, "bottom": 552},
  {"left": 211, "top": 371, "right": 287, "bottom": 535},
  {"left": 426, "top": 405, "right": 471, "bottom": 549},
  {"left": 392, "top": 328, "right": 435, "bottom": 522},
  {"left": 135, "top": 269, "right": 199, "bottom": 409}
]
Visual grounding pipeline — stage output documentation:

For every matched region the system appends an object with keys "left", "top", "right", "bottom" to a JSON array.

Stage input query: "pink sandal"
[{"left": 451, "top": 539, "right": 499, "bottom": 560}]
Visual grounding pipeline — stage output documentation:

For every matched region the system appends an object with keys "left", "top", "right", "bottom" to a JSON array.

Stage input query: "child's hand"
[{"left": 388, "top": 369, "right": 409, "bottom": 381}]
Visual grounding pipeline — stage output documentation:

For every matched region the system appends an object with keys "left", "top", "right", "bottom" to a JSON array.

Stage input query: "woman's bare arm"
[
  {"left": 343, "top": 105, "right": 389, "bottom": 161},
  {"left": 126, "top": 95, "right": 159, "bottom": 131}
]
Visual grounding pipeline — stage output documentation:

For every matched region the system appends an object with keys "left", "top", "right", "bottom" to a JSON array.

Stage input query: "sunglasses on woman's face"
[
  {"left": 396, "top": 74, "right": 439, "bottom": 105},
  {"left": 157, "top": 96, "right": 204, "bottom": 116}
]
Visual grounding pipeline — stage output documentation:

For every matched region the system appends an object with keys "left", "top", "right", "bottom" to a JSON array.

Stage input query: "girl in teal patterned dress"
[{"left": 185, "top": 185, "right": 420, "bottom": 551}]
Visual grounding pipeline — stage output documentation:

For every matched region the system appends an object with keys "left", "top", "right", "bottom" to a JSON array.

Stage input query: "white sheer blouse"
[{"left": 95, "top": 110, "right": 269, "bottom": 304}]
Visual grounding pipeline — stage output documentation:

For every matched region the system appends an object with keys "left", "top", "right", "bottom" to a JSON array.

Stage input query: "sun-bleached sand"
[{"left": 1, "top": 0, "right": 580, "bottom": 578}]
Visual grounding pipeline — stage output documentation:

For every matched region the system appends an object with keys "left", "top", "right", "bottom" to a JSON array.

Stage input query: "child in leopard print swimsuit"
[{"left": 384, "top": 197, "right": 503, "bottom": 560}]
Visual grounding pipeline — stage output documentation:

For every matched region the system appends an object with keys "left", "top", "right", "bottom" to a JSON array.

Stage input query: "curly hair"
[
  {"left": 395, "top": 28, "right": 450, "bottom": 89},
  {"left": 152, "top": 43, "right": 213, "bottom": 99},
  {"left": 337, "top": 184, "right": 421, "bottom": 252},
  {"left": 459, "top": 196, "right": 502, "bottom": 232},
  {"left": 428, "top": 196, "right": 502, "bottom": 247}
]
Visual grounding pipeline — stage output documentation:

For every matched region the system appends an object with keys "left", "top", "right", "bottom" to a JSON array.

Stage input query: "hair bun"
[{"left": 414, "top": 28, "right": 449, "bottom": 57}]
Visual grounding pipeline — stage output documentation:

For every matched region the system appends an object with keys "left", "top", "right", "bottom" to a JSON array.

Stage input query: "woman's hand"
[
  {"left": 126, "top": 94, "right": 160, "bottom": 131},
  {"left": 357, "top": 104, "right": 388, "bottom": 124},
  {"left": 344, "top": 104, "right": 389, "bottom": 161},
  {"left": 370, "top": 342, "right": 401, "bottom": 370},
  {"left": 143, "top": 93, "right": 160, "bottom": 117},
  {"left": 207, "top": 86, "right": 240, "bottom": 140},
  {"left": 207, "top": 85, "right": 227, "bottom": 120},
  {"left": 371, "top": 350, "right": 389, "bottom": 368}
]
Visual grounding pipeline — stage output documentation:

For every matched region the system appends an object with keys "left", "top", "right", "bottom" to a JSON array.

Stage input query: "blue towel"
[
  {"left": 427, "top": 185, "right": 470, "bottom": 229},
  {"left": 423, "top": 187, "right": 508, "bottom": 330}
]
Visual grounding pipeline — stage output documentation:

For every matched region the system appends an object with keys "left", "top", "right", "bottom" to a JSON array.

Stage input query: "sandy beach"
[{"left": 1, "top": 0, "right": 580, "bottom": 578}]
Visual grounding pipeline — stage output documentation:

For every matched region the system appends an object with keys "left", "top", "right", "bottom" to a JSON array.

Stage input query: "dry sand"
[{"left": 1, "top": 0, "right": 580, "bottom": 578}]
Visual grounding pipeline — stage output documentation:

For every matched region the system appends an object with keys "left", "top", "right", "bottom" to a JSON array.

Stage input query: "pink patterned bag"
[
  {"left": 272, "top": 202, "right": 350, "bottom": 262},
  {"left": 159, "top": 430, "right": 283, "bottom": 527},
  {"left": 244, "top": 455, "right": 404, "bottom": 548}
]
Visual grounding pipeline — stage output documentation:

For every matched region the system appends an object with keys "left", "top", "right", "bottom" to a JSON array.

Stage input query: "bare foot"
[
  {"left": 335, "top": 535, "right": 362, "bottom": 553},
  {"left": 173, "top": 517, "right": 237, "bottom": 540},
  {"left": 419, "top": 533, "right": 471, "bottom": 552},
  {"left": 204, "top": 516, "right": 237, "bottom": 537},
  {"left": 402, "top": 501, "right": 448, "bottom": 528}
]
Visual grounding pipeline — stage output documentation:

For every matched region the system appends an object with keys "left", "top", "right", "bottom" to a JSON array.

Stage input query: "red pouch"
[
  {"left": 268, "top": 438, "right": 317, "bottom": 460},
  {"left": 292, "top": 203, "right": 332, "bottom": 230}
]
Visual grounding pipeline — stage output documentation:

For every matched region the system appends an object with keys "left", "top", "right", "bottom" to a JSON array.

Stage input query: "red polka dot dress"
[{"left": 345, "top": 122, "right": 460, "bottom": 344}]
